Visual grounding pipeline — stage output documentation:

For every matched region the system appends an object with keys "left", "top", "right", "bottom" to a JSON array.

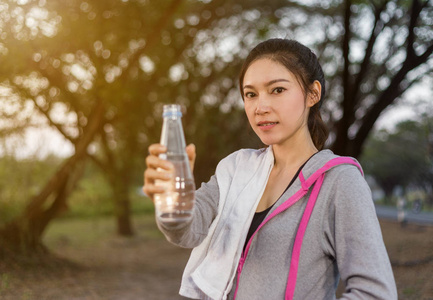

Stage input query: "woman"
[{"left": 143, "top": 39, "right": 397, "bottom": 300}]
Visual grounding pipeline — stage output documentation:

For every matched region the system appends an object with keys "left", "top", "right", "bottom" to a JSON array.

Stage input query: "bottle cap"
[{"left": 162, "top": 104, "right": 182, "bottom": 118}]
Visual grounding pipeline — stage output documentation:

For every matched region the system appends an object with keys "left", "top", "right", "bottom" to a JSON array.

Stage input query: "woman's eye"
[
  {"left": 272, "top": 87, "right": 285, "bottom": 94},
  {"left": 245, "top": 92, "right": 256, "bottom": 98}
]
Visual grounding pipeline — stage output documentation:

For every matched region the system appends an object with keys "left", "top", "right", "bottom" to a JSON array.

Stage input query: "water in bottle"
[{"left": 154, "top": 104, "right": 195, "bottom": 224}]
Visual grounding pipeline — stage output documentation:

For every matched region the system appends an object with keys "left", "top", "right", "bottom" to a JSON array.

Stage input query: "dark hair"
[{"left": 239, "top": 38, "right": 329, "bottom": 150}]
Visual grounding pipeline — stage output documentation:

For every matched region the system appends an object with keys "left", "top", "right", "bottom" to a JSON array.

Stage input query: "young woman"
[{"left": 143, "top": 38, "right": 397, "bottom": 300}]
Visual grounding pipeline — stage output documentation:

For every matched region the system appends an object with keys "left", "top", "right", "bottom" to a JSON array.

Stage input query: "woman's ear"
[{"left": 307, "top": 80, "right": 322, "bottom": 107}]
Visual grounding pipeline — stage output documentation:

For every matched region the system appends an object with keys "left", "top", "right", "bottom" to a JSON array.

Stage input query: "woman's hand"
[
  {"left": 185, "top": 143, "right": 196, "bottom": 173},
  {"left": 143, "top": 143, "right": 196, "bottom": 201}
]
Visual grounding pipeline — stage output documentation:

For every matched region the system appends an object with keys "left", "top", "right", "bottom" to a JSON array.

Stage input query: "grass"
[
  {"left": 0, "top": 273, "right": 11, "bottom": 292},
  {"left": 43, "top": 213, "right": 163, "bottom": 249},
  {"left": 44, "top": 217, "right": 115, "bottom": 248}
]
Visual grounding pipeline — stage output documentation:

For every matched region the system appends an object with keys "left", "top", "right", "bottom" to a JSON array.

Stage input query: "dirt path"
[
  {"left": 1, "top": 216, "right": 191, "bottom": 300},
  {"left": 0, "top": 218, "right": 432, "bottom": 300},
  {"left": 380, "top": 220, "right": 433, "bottom": 300},
  {"left": 1, "top": 237, "right": 191, "bottom": 300}
]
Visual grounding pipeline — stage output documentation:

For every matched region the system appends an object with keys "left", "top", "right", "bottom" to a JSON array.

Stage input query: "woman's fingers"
[
  {"left": 148, "top": 143, "right": 167, "bottom": 156},
  {"left": 143, "top": 168, "right": 169, "bottom": 195},
  {"left": 145, "top": 167, "right": 173, "bottom": 182},
  {"left": 144, "top": 143, "right": 174, "bottom": 199},
  {"left": 146, "top": 143, "right": 174, "bottom": 171},
  {"left": 143, "top": 167, "right": 173, "bottom": 199},
  {"left": 142, "top": 183, "right": 164, "bottom": 197},
  {"left": 146, "top": 154, "right": 173, "bottom": 171},
  {"left": 144, "top": 143, "right": 196, "bottom": 199},
  {"left": 186, "top": 143, "right": 196, "bottom": 172}
]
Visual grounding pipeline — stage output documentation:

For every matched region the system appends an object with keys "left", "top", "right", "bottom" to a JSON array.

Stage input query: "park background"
[{"left": 0, "top": 0, "right": 432, "bottom": 299}]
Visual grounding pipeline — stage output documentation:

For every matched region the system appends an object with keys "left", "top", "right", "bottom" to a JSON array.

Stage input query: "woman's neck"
[{"left": 271, "top": 135, "right": 318, "bottom": 171}]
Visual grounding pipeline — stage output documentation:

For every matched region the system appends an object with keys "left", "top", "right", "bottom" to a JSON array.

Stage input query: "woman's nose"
[{"left": 255, "top": 96, "right": 270, "bottom": 115}]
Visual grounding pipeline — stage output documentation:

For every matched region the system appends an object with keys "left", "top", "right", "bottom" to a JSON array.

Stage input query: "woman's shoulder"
[{"left": 304, "top": 149, "right": 363, "bottom": 180}]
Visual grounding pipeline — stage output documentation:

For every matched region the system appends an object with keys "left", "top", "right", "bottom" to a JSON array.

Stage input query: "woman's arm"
[
  {"left": 156, "top": 174, "right": 220, "bottom": 248},
  {"left": 330, "top": 166, "right": 398, "bottom": 300}
]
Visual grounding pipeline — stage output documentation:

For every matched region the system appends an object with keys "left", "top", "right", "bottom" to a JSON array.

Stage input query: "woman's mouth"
[{"left": 257, "top": 122, "right": 278, "bottom": 130}]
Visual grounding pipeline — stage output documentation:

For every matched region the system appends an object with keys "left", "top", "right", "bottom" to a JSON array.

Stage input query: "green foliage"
[
  {"left": 65, "top": 182, "right": 155, "bottom": 218},
  {"left": 0, "top": 154, "right": 155, "bottom": 221},
  {"left": 65, "top": 164, "right": 114, "bottom": 218},
  {"left": 0, "top": 273, "right": 11, "bottom": 293},
  {"left": 0, "top": 155, "right": 62, "bottom": 225},
  {"left": 361, "top": 114, "right": 433, "bottom": 200},
  {"left": 43, "top": 215, "right": 119, "bottom": 248},
  {"left": 43, "top": 214, "right": 163, "bottom": 249},
  {"left": 53, "top": 161, "right": 155, "bottom": 218}
]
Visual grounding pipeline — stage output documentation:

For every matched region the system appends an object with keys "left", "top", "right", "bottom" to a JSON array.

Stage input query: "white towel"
[{"left": 179, "top": 147, "right": 275, "bottom": 300}]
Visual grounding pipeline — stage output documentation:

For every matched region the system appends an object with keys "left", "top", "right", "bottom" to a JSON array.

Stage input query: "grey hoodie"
[{"left": 157, "top": 149, "right": 397, "bottom": 299}]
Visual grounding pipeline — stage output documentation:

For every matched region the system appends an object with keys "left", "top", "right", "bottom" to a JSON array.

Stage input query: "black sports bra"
[{"left": 243, "top": 153, "right": 317, "bottom": 251}]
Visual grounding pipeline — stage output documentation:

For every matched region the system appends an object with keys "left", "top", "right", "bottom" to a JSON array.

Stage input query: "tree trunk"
[
  {"left": 113, "top": 179, "right": 134, "bottom": 236},
  {"left": 0, "top": 101, "right": 104, "bottom": 256},
  {"left": 331, "top": 138, "right": 360, "bottom": 158},
  {"left": 0, "top": 160, "right": 85, "bottom": 257}
]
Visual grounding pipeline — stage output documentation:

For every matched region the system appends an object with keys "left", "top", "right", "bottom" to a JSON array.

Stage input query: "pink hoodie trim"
[
  {"left": 234, "top": 157, "right": 362, "bottom": 300},
  {"left": 285, "top": 172, "right": 325, "bottom": 299}
]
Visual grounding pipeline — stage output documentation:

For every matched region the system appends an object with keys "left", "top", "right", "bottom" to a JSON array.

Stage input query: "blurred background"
[{"left": 0, "top": 0, "right": 432, "bottom": 299}]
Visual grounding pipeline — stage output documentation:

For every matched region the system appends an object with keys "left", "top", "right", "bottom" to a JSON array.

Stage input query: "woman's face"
[{"left": 242, "top": 58, "right": 318, "bottom": 147}]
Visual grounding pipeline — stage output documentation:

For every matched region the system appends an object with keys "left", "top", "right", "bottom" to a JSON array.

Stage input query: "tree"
[
  {"left": 328, "top": 0, "right": 432, "bottom": 157},
  {"left": 0, "top": 0, "right": 431, "bottom": 255},
  {"left": 361, "top": 116, "right": 433, "bottom": 200},
  {"left": 0, "top": 0, "right": 286, "bottom": 254},
  {"left": 0, "top": 0, "right": 188, "bottom": 253}
]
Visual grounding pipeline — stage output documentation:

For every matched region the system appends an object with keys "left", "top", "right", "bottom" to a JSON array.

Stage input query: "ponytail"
[{"left": 308, "top": 105, "right": 328, "bottom": 150}]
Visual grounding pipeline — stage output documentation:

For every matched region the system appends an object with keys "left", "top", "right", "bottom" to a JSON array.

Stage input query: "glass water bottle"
[{"left": 154, "top": 104, "right": 195, "bottom": 223}]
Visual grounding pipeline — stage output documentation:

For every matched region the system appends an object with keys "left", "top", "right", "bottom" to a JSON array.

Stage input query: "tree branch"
[
  {"left": 352, "top": 0, "right": 389, "bottom": 105},
  {"left": 354, "top": 42, "right": 433, "bottom": 155},
  {"left": 32, "top": 98, "right": 77, "bottom": 144},
  {"left": 406, "top": 0, "right": 423, "bottom": 58},
  {"left": 98, "top": 129, "right": 117, "bottom": 172},
  {"left": 8, "top": 81, "right": 78, "bottom": 143},
  {"left": 342, "top": 0, "right": 352, "bottom": 103},
  {"left": 22, "top": 98, "right": 105, "bottom": 215},
  {"left": 332, "top": 0, "right": 354, "bottom": 154},
  {"left": 418, "top": 42, "right": 433, "bottom": 62},
  {"left": 86, "top": 152, "right": 107, "bottom": 174},
  {"left": 116, "top": 0, "right": 184, "bottom": 82}
]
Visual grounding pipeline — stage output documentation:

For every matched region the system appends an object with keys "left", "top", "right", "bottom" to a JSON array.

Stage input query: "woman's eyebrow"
[
  {"left": 243, "top": 79, "right": 290, "bottom": 90},
  {"left": 266, "top": 79, "right": 290, "bottom": 86}
]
